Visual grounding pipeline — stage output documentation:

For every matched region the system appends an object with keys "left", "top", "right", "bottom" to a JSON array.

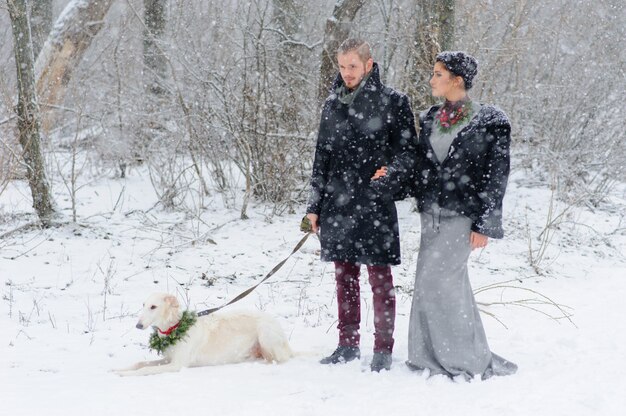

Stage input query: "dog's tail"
[{"left": 257, "top": 317, "right": 293, "bottom": 363}]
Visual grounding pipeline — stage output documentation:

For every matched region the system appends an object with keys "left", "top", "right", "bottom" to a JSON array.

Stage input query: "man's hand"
[
  {"left": 371, "top": 166, "right": 388, "bottom": 180},
  {"left": 470, "top": 231, "right": 488, "bottom": 250},
  {"left": 306, "top": 213, "right": 319, "bottom": 233}
]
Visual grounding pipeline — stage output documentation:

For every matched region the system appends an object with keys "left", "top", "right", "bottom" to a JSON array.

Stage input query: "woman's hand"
[
  {"left": 371, "top": 166, "right": 388, "bottom": 180},
  {"left": 306, "top": 213, "right": 319, "bottom": 233},
  {"left": 470, "top": 231, "right": 488, "bottom": 250}
]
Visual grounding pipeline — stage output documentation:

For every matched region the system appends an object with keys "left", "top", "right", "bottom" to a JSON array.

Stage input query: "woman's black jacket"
[{"left": 375, "top": 104, "right": 511, "bottom": 239}]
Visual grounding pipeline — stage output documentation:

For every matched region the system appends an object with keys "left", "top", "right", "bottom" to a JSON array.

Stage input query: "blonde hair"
[{"left": 337, "top": 38, "right": 372, "bottom": 62}]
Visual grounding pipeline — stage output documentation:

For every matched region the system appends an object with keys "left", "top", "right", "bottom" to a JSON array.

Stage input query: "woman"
[{"left": 373, "top": 51, "right": 517, "bottom": 380}]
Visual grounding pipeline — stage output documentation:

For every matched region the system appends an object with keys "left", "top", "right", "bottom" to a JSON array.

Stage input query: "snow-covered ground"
[{"left": 1, "top": 167, "right": 625, "bottom": 416}]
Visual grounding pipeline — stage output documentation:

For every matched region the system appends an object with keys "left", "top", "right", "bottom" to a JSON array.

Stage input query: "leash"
[{"left": 197, "top": 220, "right": 314, "bottom": 317}]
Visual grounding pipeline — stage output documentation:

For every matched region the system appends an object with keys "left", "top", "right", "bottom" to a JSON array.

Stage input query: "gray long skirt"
[{"left": 406, "top": 213, "right": 517, "bottom": 379}]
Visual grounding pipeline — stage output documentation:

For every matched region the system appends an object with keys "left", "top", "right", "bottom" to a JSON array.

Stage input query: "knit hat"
[{"left": 436, "top": 51, "right": 478, "bottom": 90}]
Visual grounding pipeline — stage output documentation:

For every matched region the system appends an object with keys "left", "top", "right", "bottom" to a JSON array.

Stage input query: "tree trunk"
[
  {"left": 317, "top": 0, "right": 366, "bottom": 104},
  {"left": 144, "top": 0, "right": 169, "bottom": 96},
  {"left": 405, "top": 0, "right": 455, "bottom": 109},
  {"left": 7, "top": 0, "right": 56, "bottom": 226},
  {"left": 440, "top": 0, "right": 455, "bottom": 51},
  {"left": 272, "top": 0, "right": 301, "bottom": 79},
  {"left": 35, "top": 0, "right": 115, "bottom": 131},
  {"left": 272, "top": 0, "right": 304, "bottom": 125},
  {"left": 30, "top": 0, "right": 53, "bottom": 59}
]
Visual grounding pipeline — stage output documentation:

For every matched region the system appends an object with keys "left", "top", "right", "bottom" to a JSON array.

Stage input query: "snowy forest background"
[
  {"left": 1, "top": 1, "right": 626, "bottom": 416},
  {"left": 1, "top": 0, "right": 624, "bottom": 220}
]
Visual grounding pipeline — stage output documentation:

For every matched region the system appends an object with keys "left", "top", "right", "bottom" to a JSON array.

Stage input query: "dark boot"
[
  {"left": 320, "top": 346, "right": 361, "bottom": 364},
  {"left": 370, "top": 351, "right": 392, "bottom": 372}
]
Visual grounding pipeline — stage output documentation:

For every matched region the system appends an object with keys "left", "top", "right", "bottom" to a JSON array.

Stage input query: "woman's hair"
[
  {"left": 435, "top": 51, "right": 478, "bottom": 90},
  {"left": 337, "top": 38, "right": 372, "bottom": 63}
]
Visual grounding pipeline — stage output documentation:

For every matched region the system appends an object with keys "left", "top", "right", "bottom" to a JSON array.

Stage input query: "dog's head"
[{"left": 135, "top": 293, "right": 180, "bottom": 330}]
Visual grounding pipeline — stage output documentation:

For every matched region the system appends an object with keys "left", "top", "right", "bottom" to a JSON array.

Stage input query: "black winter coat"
[
  {"left": 306, "top": 64, "right": 417, "bottom": 265},
  {"left": 377, "top": 104, "right": 511, "bottom": 239}
]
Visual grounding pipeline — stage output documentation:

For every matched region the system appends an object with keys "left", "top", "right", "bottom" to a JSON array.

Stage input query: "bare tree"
[
  {"left": 135, "top": 0, "right": 171, "bottom": 169},
  {"left": 144, "top": 0, "right": 169, "bottom": 96},
  {"left": 7, "top": 0, "right": 56, "bottom": 225},
  {"left": 35, "top": 0, "right": 116, "bottom": 130},
  {"left": 403, "top": 0, "right": 455, "bottom": 108},
  {"left": 317, "top": 0, "right": 366, "bottom": 103},
  {"left": 29, "top": 0, "right": 53, "bottom": 59},
  {"left": 271, "top": 0, "right": 310, "bottom": 129},
  {"left": 272, "top": 0, "right": 301, "bottom": 78}
]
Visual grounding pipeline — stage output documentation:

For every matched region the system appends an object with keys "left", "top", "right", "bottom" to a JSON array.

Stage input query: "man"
[{"left": 306, "top": 38, "right": 417, "bottom": 372}]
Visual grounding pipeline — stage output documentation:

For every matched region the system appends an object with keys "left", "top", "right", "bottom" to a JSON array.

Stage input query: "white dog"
[{"left": 114, "top": 293, "right": 292, "bottom": 376}]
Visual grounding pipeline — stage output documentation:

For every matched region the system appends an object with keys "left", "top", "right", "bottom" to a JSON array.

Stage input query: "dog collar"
[{"left": 158, "top": 321, "right": 181, "bottom": 336}]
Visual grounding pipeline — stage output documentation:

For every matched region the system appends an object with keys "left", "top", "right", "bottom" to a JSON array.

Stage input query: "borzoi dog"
[{"left": 114, "top": 293, "right": 292, "bottom": 376}]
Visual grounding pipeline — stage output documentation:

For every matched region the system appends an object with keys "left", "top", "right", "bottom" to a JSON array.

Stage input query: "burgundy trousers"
[{"left": 334, "top": 261, "right": 396, "bottom": 353}]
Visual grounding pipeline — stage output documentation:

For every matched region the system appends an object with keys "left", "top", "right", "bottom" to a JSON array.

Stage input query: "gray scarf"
[{"left": 335, "top": 70, "right": 372, "bottom": 106}]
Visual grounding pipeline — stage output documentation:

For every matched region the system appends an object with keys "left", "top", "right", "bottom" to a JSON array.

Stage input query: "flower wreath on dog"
[{"left": 149, "top": 310, "right": 197, "bottom": 354}]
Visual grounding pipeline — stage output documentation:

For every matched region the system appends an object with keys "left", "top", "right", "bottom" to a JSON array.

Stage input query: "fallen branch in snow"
[
  {"left": 475, "top": 279, "right": 576, "bottom": 328},
  {"left": 0, "top": 221, "right": 42, "bottom": 241}
]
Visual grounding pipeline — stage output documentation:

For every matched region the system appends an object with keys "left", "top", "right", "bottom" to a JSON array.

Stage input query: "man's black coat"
[{"left": 307, "top": 64, "right": 417, "bottom": 265}]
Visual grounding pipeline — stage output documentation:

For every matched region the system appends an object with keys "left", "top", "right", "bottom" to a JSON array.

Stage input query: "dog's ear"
[{"left": 164, "top": 294, "right": 180, "bottom": 309}]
